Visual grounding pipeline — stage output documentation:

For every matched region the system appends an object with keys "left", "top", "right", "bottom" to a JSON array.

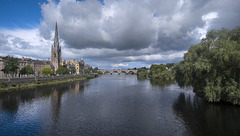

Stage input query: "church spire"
[
  {"left": 51, "top": 21, "right": 61, "bottom": 72},
  {"left": 54, "top": 22, "right": 59, "bottom": 46}
]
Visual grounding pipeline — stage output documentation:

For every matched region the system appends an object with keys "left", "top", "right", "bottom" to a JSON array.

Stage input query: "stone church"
[{"left": 0, "top": 22, "right": 90, "bottom": 79}]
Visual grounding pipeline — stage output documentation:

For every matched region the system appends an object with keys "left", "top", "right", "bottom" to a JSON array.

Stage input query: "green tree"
[
  {"left": 20, "top": 65, "right": 34, "bottom": 75},
  {"left": 56, "top": 66, "right": 69, "bottom": 75},
  {"left": 166, "top": 63, "right": 175, "bottom": 69},
  {"left": 41, "top": 66, "right": 53, "bottom": 76},
  {"left": 71, "top": 67, "right": 76, "bottom": 74},
  {"left": 92, "top": 67, "right": 99, "bottom": 73},
  {"left": 84, "top": 69, "right": 90, "bottom": 74},
  {"left": 137, "top": 67, "right": 148, "bottom": 78},
  {"left": 173, "top": 27, "right": 240, "bottom": 104},
  {"left": 2, "top": 57, "right": 19, "bottom": 74},
  {"left": 148, "top": 64, "right": 174, "bottom": 80}
]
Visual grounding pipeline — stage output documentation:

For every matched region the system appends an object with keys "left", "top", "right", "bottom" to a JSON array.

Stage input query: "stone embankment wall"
[{"left": 0, "top": 74, "right": 98, "bottom": 85}]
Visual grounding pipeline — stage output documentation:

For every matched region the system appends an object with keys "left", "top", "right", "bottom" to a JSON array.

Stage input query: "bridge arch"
[{"left": 99, "top": 69, "right": 138, "bottom": 75}]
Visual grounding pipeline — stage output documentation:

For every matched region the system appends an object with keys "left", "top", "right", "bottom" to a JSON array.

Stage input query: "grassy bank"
[{"left": 0, "top": 74, "right": 96, "bottom": 92}]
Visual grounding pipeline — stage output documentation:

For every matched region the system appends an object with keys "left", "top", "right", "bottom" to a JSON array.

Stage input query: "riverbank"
[{"left": 0, "top": 74, "right": 96, "bottom": 92}]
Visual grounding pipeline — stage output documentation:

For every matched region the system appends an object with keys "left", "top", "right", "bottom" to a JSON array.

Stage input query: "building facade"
[{"left": 0, "top": 56, "right": 51, "bottom": 79}]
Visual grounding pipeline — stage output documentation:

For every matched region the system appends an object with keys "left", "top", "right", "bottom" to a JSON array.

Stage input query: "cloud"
[
  {"left": 0, "top": 28, "right": 51, "bottom": 59},
  {"left": 112, "top": 63, "right": 129, "bottom": 68},
  {"left": 193, "top": 12, "right": 219, "bottom": 39},
  {"left": 1, "top": 0, "right": 240, "bottom": 69},
  {"left": 39, "top": 0, "right": 240, "bottom": 52},
  {"left": 0, "top": 33, "right": 8, "bottom": 47}
]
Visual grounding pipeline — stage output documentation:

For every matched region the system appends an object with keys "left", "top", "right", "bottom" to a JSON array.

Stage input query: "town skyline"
[{"left": 0, "top": 0, "right": 240, "bottom": 69}]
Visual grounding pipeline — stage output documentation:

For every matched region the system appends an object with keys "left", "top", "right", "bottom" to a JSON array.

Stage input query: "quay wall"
[{"left": 0, "top": 74, "right": 98, "bottom": 85}]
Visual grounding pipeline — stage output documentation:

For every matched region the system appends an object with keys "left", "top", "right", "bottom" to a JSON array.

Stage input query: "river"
[{"left": 0, "top": 74, "right": 240, "bottom": 136}]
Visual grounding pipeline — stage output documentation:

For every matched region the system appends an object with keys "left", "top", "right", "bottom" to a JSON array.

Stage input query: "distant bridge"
[{"left": 98, "top": 69, "right": 138, "bottom": 75}]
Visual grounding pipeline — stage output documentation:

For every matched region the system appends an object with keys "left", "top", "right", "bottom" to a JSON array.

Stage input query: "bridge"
[{"left": 98, "top": 69, "right": 138, "bottom": 75}]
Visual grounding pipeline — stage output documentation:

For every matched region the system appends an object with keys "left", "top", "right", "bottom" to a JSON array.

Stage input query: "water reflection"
[
  {"left": 51, "top": 88, "right": 62, "bottom": 124},
  {"left": 149, "top": 79, "right": 175, "bottom": 87},
  {"left": 1, "top": 76, "right": 240, "bottom": 135},
  {"left": 0, "top": 94, "right": 20, "bottom": 114},
  {"left": 173, "top": 93, "right": 240, "bottom": 136},
  {"left": 0, "top": 81, "right": 85, "bottom": 114},
  {"left": 137, "top": 76, "right": 147, "bottom": 81},
  {"left": 0, "top": 81, "right": 86, "bottom": 136},
  {"left": 69, "top": 80, "right": 86, "bottom": 96}
]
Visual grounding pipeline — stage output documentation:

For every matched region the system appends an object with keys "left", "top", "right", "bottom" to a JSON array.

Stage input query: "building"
[
  {"left": 61, "top": 58, "right": 86, "bottom": 74},
  {"left": 51, "top": 22, "right": 61, "bottom": 72},
  {"left": 0, "top": 55, "right": 51, "bottom": 78},
  {"left": 0, "top": 22, "right": 90, "bottom": 79}
]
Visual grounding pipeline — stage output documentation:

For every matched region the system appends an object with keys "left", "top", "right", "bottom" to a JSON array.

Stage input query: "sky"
[{"left": 0, "top": 0, "right": 240, "bottom": 69}]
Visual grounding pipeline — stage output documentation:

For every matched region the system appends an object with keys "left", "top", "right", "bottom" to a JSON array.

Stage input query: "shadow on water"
[{"left": 172, "top": 93, "right": 240, "bottom": 136}]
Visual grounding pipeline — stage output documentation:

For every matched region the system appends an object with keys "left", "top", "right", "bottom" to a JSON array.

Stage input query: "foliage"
[
  {"left": 149, "top": 64, "right": 174, "bottom": 80},
  {"left": 20, "top": 65, "right": 34, "bottom": 75},
  {"left": 166, "top": 63, "right": 175, "bottom": 69},
  {"left": 84, "top": 69, "right": 90, "bottom": 74},
  {"left": 0, "top": 82, "right": 7, "bottom": 88},
  {"left": 2, "top": 57, "right": 19, "bottom": 74},
  {"left": 92, "top": 67, "right": 103, "bottom": 75},
  {"left": 92, "top": 67, "right": 99, "bottom": 73},
  {"left": 173, "top": 27, "right": 240, "bottom": 104},
  {"left": 86, "top": 74, "right": 95, "bottom": 79},
  {"left": 150, "top": 79, "right": 175, "bottom": 87},
  {"left": 9, "top": 83, "right": 17, "bottom": 87},
  {"left": 41, "top": 66, "right": 53, "bottom": 76},
  {"left": 56, "top": 66, "right": 69, "bottom": 75},
  {"left": 71, "top": 67, "right": 76, "bottom": 74},
  {"left": 137, "top": 67, "right": 148, "bottom": 78},
  {"left": 35, "top": 80, "right": 40, "bottom": 84}
]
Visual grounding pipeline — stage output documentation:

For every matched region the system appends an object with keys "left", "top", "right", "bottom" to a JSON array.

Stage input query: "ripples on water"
[{"left": 0, "top": 74, "right": 240, "bottom": 136}]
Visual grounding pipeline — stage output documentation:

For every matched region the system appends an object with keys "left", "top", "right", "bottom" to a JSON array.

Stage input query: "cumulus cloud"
[
  {"left": 39, "top": 0, "right": 240, "bottom": 52},
  {"left": 0, "top": 28, "right": 51, "bottom": 59},
  {"left": 1, "top": 0, "right": 240, "bottom": 69}
]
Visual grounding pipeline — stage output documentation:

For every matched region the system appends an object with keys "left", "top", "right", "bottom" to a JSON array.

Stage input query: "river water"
[{"left": 0, "top": 74, "right": 240, "bottom": 136}]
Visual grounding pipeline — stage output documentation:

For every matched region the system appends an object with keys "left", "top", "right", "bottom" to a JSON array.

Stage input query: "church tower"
[{"left": 51, "top": 22, "right": 61, "bottom": 72}]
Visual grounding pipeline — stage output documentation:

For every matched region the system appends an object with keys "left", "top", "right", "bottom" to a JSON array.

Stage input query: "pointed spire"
[{"left": 54, "top": 22, "right": 59, "bottom": 45}]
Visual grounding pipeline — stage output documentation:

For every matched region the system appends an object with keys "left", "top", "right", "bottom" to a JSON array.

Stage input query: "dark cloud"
[
  {"left": 39, "top": 0, "right": 240, "bottom": 52},
  {"left": 1, "top": 0, "right": 240, "bottom": 69}
]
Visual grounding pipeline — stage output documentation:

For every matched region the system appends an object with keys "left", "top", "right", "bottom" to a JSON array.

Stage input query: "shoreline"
[{"left": 0, "top": 74, "right": 96, "bottom": 92}]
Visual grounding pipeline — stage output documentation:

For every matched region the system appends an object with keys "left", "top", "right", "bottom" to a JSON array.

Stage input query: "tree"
[
  {"left": 148, "top": 64, "right": 174, "bottom": 80},
  {"left": 56, "top": 66, "right": 69, "bottom": 75},
  {"left": 173, "top": 27, "right": 240, "bottom": 104},
  {"left": 137, "top": 67, "right": 148, "bottom": 78},
  {"left": 41, "top": 66, "right": 53, "bottom": 76},
  {"left": 166, "top": 63, "right": 175, "bottom": 69},
  {"left": 2, "top": 57, "right": 19, "bottom": 74},
  {"left": 71, "top": 67, "right": 76, "bottom": 74},
  {"left": 84, "top": 69, "right": 90, "bottom": 74},
  {"left": 92, "top": 67, "right": 99, "bottom": 73},
  {"left": 20, "top": 65, "right": 34, "bottom": 75}
]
